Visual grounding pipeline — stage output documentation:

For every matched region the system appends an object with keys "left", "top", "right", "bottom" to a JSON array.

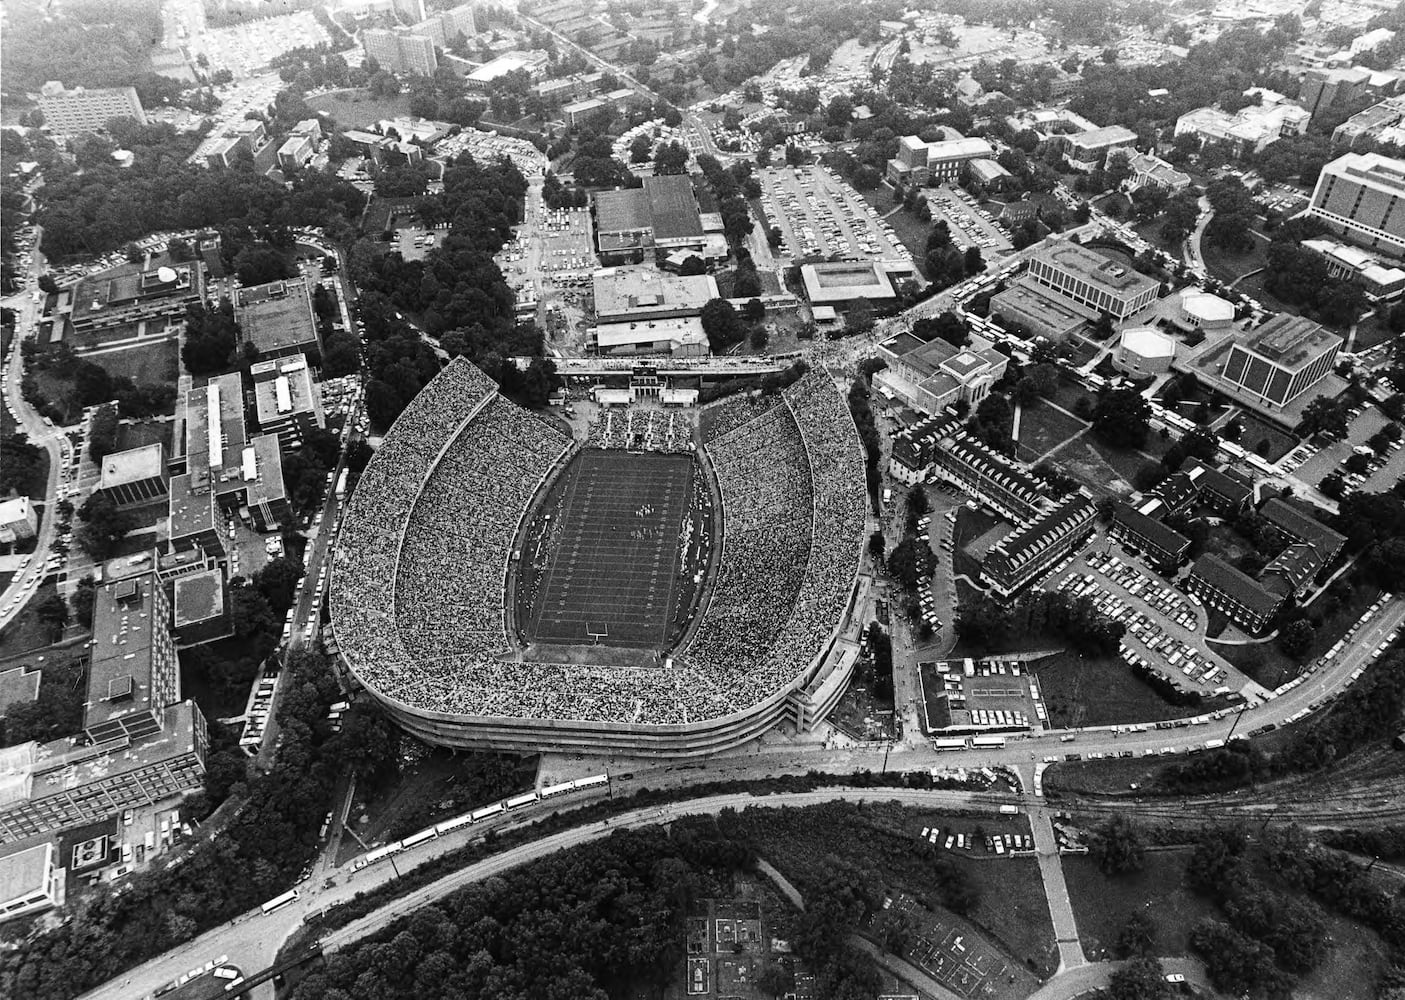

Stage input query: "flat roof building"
[
  {"left": 0, "top": 498, "right": 37, "bottom": 545},
  {"left": 251, "top": 355, "right": 325, "bottom": 450},
  {"left": 593, "top": 316, "right": 709, "bottom": 357},
  {"left": 0, "top": 700, "right": 207, "bottom": 844},
  {"left": 38, "top": 81, "right": 146, "bottom": 137},
  {"left": 172, "top": 568, "right": 229, "bottom": 645},
  {"left": 1024, "top": 242, "right": 1160, "bottom": 321},
  {"left": 592, "top": 267, "right": 717, "bottom": 323},
  {"left": 99, "top": 443, "right": 169, "bottom": 509},
  {"left": 1301, "top": 237, "right": 1405, "bottom": 302},
  {"left": 1062, "top": 125, "right": 1137, "bottom": 171},
  {"left": 1309, "top": 152, "right": 1405, "bottom": 258},
  {"left": 644, "top": 175, "right": 704, "bottom": 247},
  {"left": 464, "top": 51, "right": 547, "bottom": 88},
  {"left": 69, "top": 254, "right": 203, "bottom": 336},
  {"left": 800, "top": 261, "right": 902, "bottom": 310},
  {"left": 1220, "top": 314, "right": 1342, "bottom": 410},
  {"left": 990, "top": 275, "right": 1100, "bottom": 341},
  {"left": 85, "top": 574, "right": 181, "bottom": 744},
  {"left": 1113, "top": 326, "right": 1176, "bottom": 376},
  {"left": 235, "top": 277, "right": 321, "bottom": 361},
  {"left": 362, "top": 28, "right": 438, "bottom": 76},
  {"left": 886, "top": 135, "right": 995, "bottom": 185},
  {"left": 1174, "top": 100, "right": 1309, "bottom": 157},
  {"left": 0, "top": 842, "right": 63, "bottom": 925}
]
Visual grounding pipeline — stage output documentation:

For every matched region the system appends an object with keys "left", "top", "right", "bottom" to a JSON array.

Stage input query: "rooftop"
[
  {"left": 84, "top": 574, "right": 164, "bottom": 731},
  {"left": 1192, "top": 554, "right": 1283, "bottom": 618},
  {"left": 801, "top": 261, "right": 899, "bottom": 304},
  {"left": 1180, "top": 289, "right": 1236, "bottom": 322},
  {"left": 235, "top": 278, "right": 319, "bottom": 356},
  {"left": 993, "top": 276, "right": 1099, "bottom": 333},
  {"left": 1032, "top": 242, "right": 1160, "bottom": 296},
  {"left": 1120, "top": 326, "right": 1176, "bottom": 358},
  {"left": 173, "top": 569, "right": 225, "bottom": 627},
  {"left": 252, "top": 356, "right": 319, "bottom": 425},
  {"left": 1113, "top": 500, "right": 1190, "bottom": 554},
  {"left": 1066, "top": 124, "right": 1137, "bottom": 149},
  {"left": 184, "top": 372, "right": 246, "bottom": 481},
  {"left": 1261, "top": 497, "right": 1344, "bottom": 550},
  {"left": 643, "top": 174, "right": 704, "bottom": 241},
  {"left": 596, "top": 316, "right": 708, "bottom": 350},
  {"left": 595, "top": 187, "right": 652, "bottom": 235},
  {"left": 592, "top": 267, "right": 717, "bottom": 318},
  {"left": 100, "top": 443, "right": 165, "bottom": 490},
  {"left": 1236, "top": 314, "right": 1342, "bottom": 371},
  {"left": 0, "top": 843, "right": 52, "bottom": 907}
]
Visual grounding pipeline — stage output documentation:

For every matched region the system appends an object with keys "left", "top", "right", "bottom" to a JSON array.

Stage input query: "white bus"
[
  {"left": 933, "top": 738, "right": 967, "bottom": 751},
  {"left": 971, "top": 735, "right": 1007, "bottom": 749},
  {"left": 470, "top": 803, "right": 505, "bottom": 822},
  {"left": 260, "top": 889, "right": 300, "bottom": 915},
  {"left": 400, "top": 828, "right": 438, "bottom": 849}
]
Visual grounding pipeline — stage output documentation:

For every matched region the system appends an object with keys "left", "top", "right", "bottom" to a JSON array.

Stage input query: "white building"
[
  {"left": 0, "top": 842, "right": 64, "bottom": 925},
  {"left": 0, "top": 498, "right": 37, "bottom": 545}
]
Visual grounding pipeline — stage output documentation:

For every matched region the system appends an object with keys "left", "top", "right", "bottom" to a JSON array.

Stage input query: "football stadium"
[{"left": 330, "top": 359, "right": 869, "bottom": 756}]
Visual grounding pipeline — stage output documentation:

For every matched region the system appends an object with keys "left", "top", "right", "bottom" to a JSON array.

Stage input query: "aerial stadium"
[{"left": 329, "top": 358, "right": 870, "bottom": 757}]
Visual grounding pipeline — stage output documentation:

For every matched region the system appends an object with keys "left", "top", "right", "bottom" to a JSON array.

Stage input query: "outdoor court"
[{"left": 526, "top": 450, "right": 694, "bottom": 648}]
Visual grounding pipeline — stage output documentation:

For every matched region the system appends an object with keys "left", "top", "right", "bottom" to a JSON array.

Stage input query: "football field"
[{"left": 527, "top": 451, "right": 694, "bottom": 648}]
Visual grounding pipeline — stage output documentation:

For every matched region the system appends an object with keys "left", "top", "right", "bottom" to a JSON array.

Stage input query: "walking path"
[{"left": 1027, "top": 803, "right": 1085, "bottom": 973}]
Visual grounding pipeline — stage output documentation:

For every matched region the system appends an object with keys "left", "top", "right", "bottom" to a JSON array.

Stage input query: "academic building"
[
  {"left": 1308, "top": 152, "right": 1405, "bottom": 258},
  {"left": 38, "top": 81, "right": 146, "bottom": 136},
  {"left": 981, "top": 494, "right": 1097, "bottom": 600},
  {"left": 1219, "top": 314, "right": 1342, "bottom": 411}
]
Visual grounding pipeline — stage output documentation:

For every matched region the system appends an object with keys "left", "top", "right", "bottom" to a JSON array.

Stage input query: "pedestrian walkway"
[{"left": 1027, "top": 803, "right": 1085, "bottom": 973}]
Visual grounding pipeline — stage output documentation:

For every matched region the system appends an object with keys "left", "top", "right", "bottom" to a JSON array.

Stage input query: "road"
[
  {"left": 81, "top": 576, "right": 1405, "bottom": 1000},
  {"left": 1186, "top": 197, "right": 1213, "bottom": 273},
  {"left": 1, "top": 224, "right": 73, "bottom": 632}
]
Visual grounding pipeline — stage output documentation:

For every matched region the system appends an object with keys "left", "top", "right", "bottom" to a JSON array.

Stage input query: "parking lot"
[
  {"left": 394, "top": 227, "right": 442, "bottom": 261},
  {"left": 756, "top": 164, "right": 912, "bottom": 263},
  {"left": 1055, "top": 546, "right": 1251, "bottom": 697},
  {"left": 928, "top": 184, "right": 1013, "bottom": 254},
  {"left": 1289, "top": 404, "right": 1405, "bottom": 496},
  {"left": 535, "top": 207, "right": 596, "bottom": 285}
]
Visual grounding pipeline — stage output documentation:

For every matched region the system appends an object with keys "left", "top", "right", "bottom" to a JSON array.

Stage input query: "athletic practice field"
[{"left": 525, "top": 450, "right": 695, "bottom": 648}]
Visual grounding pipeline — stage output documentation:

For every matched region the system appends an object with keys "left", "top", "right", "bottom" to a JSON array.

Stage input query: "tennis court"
[{"left": 526, "top": 450, "right": 694, "bottom": 648}]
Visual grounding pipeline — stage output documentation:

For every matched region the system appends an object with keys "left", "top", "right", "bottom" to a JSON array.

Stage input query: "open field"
[
  {"left": 1033, "top": 652, "right": 1209, "bottom": 729},
  {"left": 1015, "top": 401, "right": 1086, "bottom": 464},
  {"left": 1044, "top": 436, "right": 1139, "bottom": 499},
  {"left": 307, "top": 89, "right": 411, "bottom": 128},
  {"left": 0, "top": 581, "right": 60, "bottom": 659},
  {"left": 1062, "top": 849, "right": 1215, "bottom": 960},
  {"left": 89, "top": 339, "right": 179, "bottom": 386},
  {"left": 524, "top": 451, "right": 695, "bottom": 649}
]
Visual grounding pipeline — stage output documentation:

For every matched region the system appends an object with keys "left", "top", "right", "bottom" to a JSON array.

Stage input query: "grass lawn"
[
  {"left": 1200, "top": 233, "right": 1268, "bottom": 288},
  {"left": 1230, "top": 409, "right": 1298, "bottom": 462},
  {"left": 951, "top": 505, "right": 1011, "bottom": 582},
  {"left": 1048, "top": 435, "right": 1148, "bottom": 499},
  {"left": 1351, "top": 314, "right": 1398, "bottom": 353},
  {"left": 0, "top": 581, "right": 60, "bottom": 660},
  {"left": 1016, "top": 401, "right": 1086, "bottom": 464},
  {"left": 1048, "top": 371, "right": 1096, "bottom": 418},
  {"left": 1033, "top": 652, "right": 1212, "bottom": 728},
  {"left": 1212, "top": 580, "right": 1381, "bottom": 690},
  {"left": 90, "top": 340, "right": 179, "bottom": 389},
  {"left": 1062, "top": 849, "right": 1216, "bottom": 961},
  {"left": 1132, "top": 216, "right": 1182, "bottom": 255},
  {"left": 1085, "top": 434, "right": 1161, "bottom": 485},
  {"left": 307, "top": 88, "right": 411, "bottom": 128},
  {"left": 33, "top": 371, "right": 83, "bottom": 425}
]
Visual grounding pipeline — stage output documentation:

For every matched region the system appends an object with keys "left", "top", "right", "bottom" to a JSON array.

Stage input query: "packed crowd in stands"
[
  {"left": 584, "top": 404, "right": 694, "bottom": 454},
  {"left": 396, "top": 396, "right": 573, "bottom": 660},
  {"left": 331, "top": 361, "right": 868, "bottom": 726},
  {"left": 701, "top": 393, "right": 783, "bottom": 445}
]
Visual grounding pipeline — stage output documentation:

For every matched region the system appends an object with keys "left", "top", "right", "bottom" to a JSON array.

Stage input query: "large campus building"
[
  {"left": 362, "top": 28, "right": 439, "bottom": 75},
  {"left": 1061, "top": 125, "right": 1137, "bottom": 171},
  {"left": 0, "top": 576, "right": 208, "bottom": 843},
  {"left": 1308, "top": 152, "right": 1405, "bottom": 258},
  {"left": 885, "top": 135, "right": 995, "bottom": 186},
  {"left": 99, "top": 443, "right": 170, "bottom": 509},
  {"left": 169, "top": 373, "right": 290, "bottom": 558},
  {"left": 1218, "top": 314, "right": 1342, "bottom": 411},
  {"left": 991, "top": 242, "right": 1159, "bottom": 341},
  {"left": 235, "top": 277, "right": 322, "bottom": 361},
  {"left": 1174, "top": 99, "right": 1309, "bottom": 157},
  {"left": 66, "top": 255, "right": 204, "bottom": 337},
  {"left": 252, "top": 356, "right": 325, "bottom": 450},
  {"left": 873, "top": 329, "right": 1007, "bottom": 415},
  {"left": 38, "top": 81, "right": 146, "bottom": 136},
  {"left": 590, "top": 266, "right": 717, "bottom": 356},
  {"left": 981, "top": 494, "right": 1097, "bottom": 600},
  {"left": 594, "top": 175, "right": 718, "bottom": 266},
  {"left": 889, "top": 416, "right": 1044, "bottom": 521}
]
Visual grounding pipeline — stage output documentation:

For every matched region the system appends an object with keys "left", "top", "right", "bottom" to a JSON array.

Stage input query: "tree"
[
  {"left": 700, "top": 298, "right": 745, "bottom": 352},
  {"left": 653, "top": 140, "right": 689, "bottom": 174},
  {"left": 234, "top": 246, "right": 294, "bottom": 286},
  {"left": 1115, "top": 911, "right": 1157, "bottom": 959},
  {"left": 87, "top": 404, "right": 119, "bottom": 462},
  {"left": 1108, "top": 957, "right": 1168, "bottom": 1000},
  {"left": 1278, "top": 619, "right": 1315, "bottom": 658},
  {"left": 1092, "top": 387, "right": 1151, "bottom": 449},
  {"left": 1089, "top": 815, "right": 1146, "bottom": 875},
  {"left": 1299, "top": 395, "right": 1348, "bottom": 440},
  {"left": 846, "top": 299, "right": 875, "bottom": 336},
  {"left": 76, "top": 492, "right": 136, "bottom": 559},
  {"left": 741, "top": 298, "right": 765, "bottom": 323},
  {"left": 35, "top": 594, "right": 69, "bottom": 641},
  {"left": 71, "top": 576, "right": 97, "bottom": 628}
]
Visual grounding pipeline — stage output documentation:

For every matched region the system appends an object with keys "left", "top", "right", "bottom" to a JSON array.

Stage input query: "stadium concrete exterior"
[{"left": 331, "top": 360, "right": 868, "bottom": 757}]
